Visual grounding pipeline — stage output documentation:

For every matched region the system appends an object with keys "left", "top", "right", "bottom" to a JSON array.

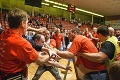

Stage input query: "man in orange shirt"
[
  {"left": 53, "top": 28, "right": 65, "bottom": 50},
  {"left": 0, "top": 8, "right": 53, "bottom": 80},
  {"left": 52, "top": 28, "right": 108, "bottom": 80},
  {"left": 91, "top": 27, "right": 99, "bottom": 47}
]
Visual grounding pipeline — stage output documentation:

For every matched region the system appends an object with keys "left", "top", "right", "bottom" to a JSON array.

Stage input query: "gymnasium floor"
[{"left": 28, "top": 58, "right": 84, "bottom": 80}]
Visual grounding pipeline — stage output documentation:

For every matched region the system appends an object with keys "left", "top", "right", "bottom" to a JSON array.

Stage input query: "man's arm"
[
  {"left": 35, "top": 52, "right": 50, "bottom": 66},
  {"left": 57, "top": 51, "right": 74, "bottom": 59},
  {"left": 45, "top": 60, "right": 72, "bottom": 70},
  {"left": 27, "top": 27, "right": 46, "bottom": 34},
  {"left": 80, "top": 52, "right": 108, "bottom": 63}
]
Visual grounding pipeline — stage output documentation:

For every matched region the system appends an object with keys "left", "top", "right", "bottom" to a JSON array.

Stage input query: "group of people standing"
[{"left": 0, "top": 8, "right": 120, "bottom": 80}]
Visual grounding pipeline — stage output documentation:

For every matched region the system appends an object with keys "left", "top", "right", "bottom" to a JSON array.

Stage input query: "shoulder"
[
  {"left": 50, "top": 39, "right": 55, "bottom": 41},
  {"left": 102, "top": 41, "right": 115, "bottom": 50},
  {"left": 103, "top": 41, "right": 114, "bottom": 46}
]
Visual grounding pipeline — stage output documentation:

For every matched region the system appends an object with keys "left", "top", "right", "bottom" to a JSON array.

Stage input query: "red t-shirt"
[
  {"left": 92, "top": 32, "right": 99, "bottom": 46},
  {"left": 50, "top": 39, "right": 56, "bottom": 48},
  {"left": 0, "top": 29, "right": 39, "bottom": 77},
  {"left": 67, "top": 35, "right": 106, "bottom": 70},
  {"left": 53, "top": 33, "right": 64, "bottom": 49}
]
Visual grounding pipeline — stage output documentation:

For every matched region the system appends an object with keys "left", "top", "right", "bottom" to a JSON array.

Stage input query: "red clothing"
[
  {"left": 67, "top": 35, "right": 106, "bottom": 70},
  {"left": 83, "top": 32, "right": 91, "bottom": 39},
  {"left": 53, "top": 33, "right": 64, "bottom": 49},
  {"left": 92, "top": 32, "right": 98, "bottom": 46},
  {"left": 50, "top": 39, "right": 56, "bottom": 48},
  {"left": 0, "top": 29, "right": 39, "bottom": 77}
]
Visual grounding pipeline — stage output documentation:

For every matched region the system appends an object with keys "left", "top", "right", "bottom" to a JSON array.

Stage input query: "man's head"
[
  {"left": 44, "top": 30, "right": 50, "bottom": 40},
  {"left": 68, "top": 28, "right": 81, "bottom": 42},
  {"left": 8, "top": 8, "right": 29, "bottom": 35},
  {"left": 85, "top": 27, "right": 89, "bottom": 32},
  {"left": 93, "top": 27, "right": 97, "bottom": 33},
  {"left": 108, "top": 27, "right": 115, "bottom": 37},
  {"left": 56, "top": 28, "right": 60, "bottom": 34},
  {"left": 97, "top": 26, "right": 109, "bottom": 42},
  {"left": 115, "top": 30, "right": 120, "bottom": 37},
  {"left": 32, "top": 33, "right": 45, "bottom": 46},
  {"left": 108, "top": 61, "right": 120, "bottom": 80}
]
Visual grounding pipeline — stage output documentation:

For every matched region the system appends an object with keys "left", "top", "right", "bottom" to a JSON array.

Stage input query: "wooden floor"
[{"left": 28, "top": 59, "right": 84, "bottom": 80}]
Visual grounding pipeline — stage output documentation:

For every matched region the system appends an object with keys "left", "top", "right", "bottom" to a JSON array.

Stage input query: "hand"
[
  {"left": 44, "top": 43, "right": 55, "bottom": 50},
  {"left": 42, "top": 47, "right": 59, "bottom": 59},
  {"left": 38, "top": 27, "right": 46, "bottom": 33},
  {"left": 65, "top": 66, "right": 72, "bottom": 71}
]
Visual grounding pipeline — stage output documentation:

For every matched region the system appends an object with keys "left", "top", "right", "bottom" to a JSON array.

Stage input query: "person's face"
[
  {"left": 116, "top": 30, "right": 120, "bottom": 36},
  {"left": 68, "top": 31, "right": 74, "bottom": 42},
  {"left": 56, "top": 29, "right": 60, "bottom": 34},
  {"left": 93, "top": 28, "right": 97, "bottom": 33},
  {"left": 97, "top": 33, "right": 103, "bottom": 42},
  {"left": 39, "top": 35, "right": 45, "bottom": 46},
  {"left": 36, "top": 35, "right": 45, "bottom": 46},
  {"left": 44, "top": 31, "right": 50, "bottom": 39},
  {"left": 22, "top": 20, "right": 28, "bottom": 35}
]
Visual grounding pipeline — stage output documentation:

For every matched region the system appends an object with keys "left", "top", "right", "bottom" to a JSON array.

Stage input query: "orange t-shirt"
[
  {"left": 53, "top": 33, "right": 64, "bottom": 49},
  {"left": 92, "top": 32, "right": 98, "bottom": 46},
  {"left": 67, "top": 35, "right": 106, "bottom": 70},
  {"left": 50, "top": 39, "right": 56, "bottom": 48},
  {"left": 0, "top": 29, "right": 39, "bottom": 77},
  {"left": 83, "top": 32, "right": 91, "bottom": 39}
]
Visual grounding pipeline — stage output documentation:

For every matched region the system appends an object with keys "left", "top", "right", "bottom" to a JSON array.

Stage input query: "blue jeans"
[
  {"left": 32, "top": 65, "right": 62, "bottom": 80},
  {"left": 83, "top": 70, "right": 109, "bottom": 80}
]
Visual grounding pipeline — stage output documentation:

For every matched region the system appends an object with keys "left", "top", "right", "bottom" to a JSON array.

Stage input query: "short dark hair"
[
  {"left": 71, "top": 28, "right": 81, "bottom": 35},
  {"left": 32, "top": 33, "right": 41, "bottom": 41},
  {"left": 97, "top": 26, "right": 109, "bottom": 36},
  {"left": 8, "top": 8, "right": 29, "bottom": 29}
]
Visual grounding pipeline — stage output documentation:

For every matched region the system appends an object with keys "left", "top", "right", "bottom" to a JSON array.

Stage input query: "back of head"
[
  {"left": 71, "top": 27, "right": 81, "bottom": 35},
  {"left": 8, "top": 8, "right": 29, "bottom": 29},
  {"left": 97, "top": 26, "right": 109, "bottom": 36},
  {"left": 108, "top": 61, "right": 120, "bottom": 80}
]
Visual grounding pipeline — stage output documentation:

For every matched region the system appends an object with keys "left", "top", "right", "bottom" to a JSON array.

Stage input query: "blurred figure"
[
  {"left": 115, "top": 29, "right": 120, "bottom": 41},
  {"left": 108, "top": 61, "right": 120, "bottom": 80},
  {"left": 53, "top": 28, "right": 65, "bottom": 50},
  {"left": 83, "top": 27, "right": 92, "bottom": 40},
  {"left": 91, "top": 27, "right": 99, "bottom": 47}
]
